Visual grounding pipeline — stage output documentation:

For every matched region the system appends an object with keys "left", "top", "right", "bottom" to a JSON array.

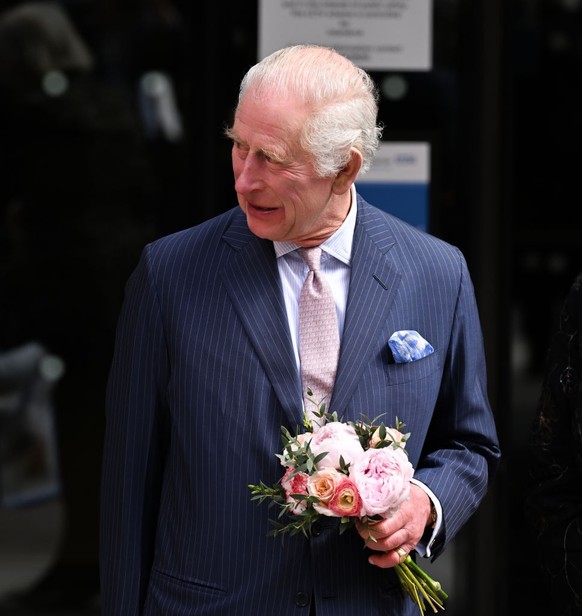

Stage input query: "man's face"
[{"left": 228, "top": 90, "right": 350, "bottom": 247}]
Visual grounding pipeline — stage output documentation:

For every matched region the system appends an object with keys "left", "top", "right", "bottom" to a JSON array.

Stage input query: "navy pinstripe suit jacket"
[{"left": 100, "top": 194, "right": 501, "bottom": 615}]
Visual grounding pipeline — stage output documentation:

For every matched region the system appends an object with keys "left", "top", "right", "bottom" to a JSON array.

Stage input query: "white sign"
[
  {"left": 360, "top": 142, "right": 430, "bottom": 183},
  {"left": 259, "top": 0, "right": 432, "bottom": 71}
]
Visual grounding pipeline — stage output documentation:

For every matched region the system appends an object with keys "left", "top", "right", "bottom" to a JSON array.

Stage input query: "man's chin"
[{"left": 246, "top": 213, "right": 284, "bottom": 241}]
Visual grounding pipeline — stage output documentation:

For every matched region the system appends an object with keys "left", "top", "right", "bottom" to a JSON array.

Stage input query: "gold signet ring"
[{"left": 396, "top": 547, "right": 408, "bottom": 564}]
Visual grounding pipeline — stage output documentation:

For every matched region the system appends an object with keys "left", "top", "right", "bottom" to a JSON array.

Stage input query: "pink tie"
[{"left": 298, "top": 247, "right": 340, "bottom": 415}]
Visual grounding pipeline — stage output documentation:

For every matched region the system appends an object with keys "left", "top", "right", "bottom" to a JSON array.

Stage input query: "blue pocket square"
[{"left": 388, "top": 330, "right": 434, "bottom": 363}]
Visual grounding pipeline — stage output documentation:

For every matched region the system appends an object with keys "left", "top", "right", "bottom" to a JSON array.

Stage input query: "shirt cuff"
[{"left": 409, "top": 478, "right": 442, "bottom": 558}]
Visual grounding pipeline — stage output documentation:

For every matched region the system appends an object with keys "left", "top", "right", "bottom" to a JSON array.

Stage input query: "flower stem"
[
  {"left": 395, "top": 557, "right": 447, "bottom": 615},
  {"left": 405, "top": 557, "right": 449, "bottom": 600}
]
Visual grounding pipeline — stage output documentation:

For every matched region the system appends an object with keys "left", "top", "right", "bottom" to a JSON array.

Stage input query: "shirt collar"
[{"left": 274, "top": 185, "right": 357, "bottom": 266}]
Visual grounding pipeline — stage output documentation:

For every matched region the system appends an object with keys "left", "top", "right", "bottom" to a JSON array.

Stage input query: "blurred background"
[{"left": 0, "top": 0, "right": 580, "bottom": 614}]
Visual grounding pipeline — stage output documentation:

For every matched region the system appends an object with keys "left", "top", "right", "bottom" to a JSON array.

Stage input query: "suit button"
[
  {"left": 295, "top": 591, "right": 309, "bottom": 607},
  {"left": 312, "top": 521, "right": 322, "bottom": 536}
]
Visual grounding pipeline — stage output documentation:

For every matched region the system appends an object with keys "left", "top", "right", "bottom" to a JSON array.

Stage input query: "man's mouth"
[{"left": 250, "top": 203, "right": 277, "bottom": 213}]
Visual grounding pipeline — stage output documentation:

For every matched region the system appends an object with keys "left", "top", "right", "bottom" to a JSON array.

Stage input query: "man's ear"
[{"left": 332, "top": 148, "right": 363, "bottom": 195}]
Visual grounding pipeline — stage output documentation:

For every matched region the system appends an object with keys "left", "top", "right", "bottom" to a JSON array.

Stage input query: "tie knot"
[{"left": 300, "top": 247, "right": 322, "bottom": 272}]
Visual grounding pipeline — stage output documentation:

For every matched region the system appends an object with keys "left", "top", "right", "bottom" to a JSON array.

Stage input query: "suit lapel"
[
  {"left": 332, "top": 201, "right": 402, "bottom": 412},
  {"left": 220, "top": 215, "right": 302, "bottom": 425},
  {"left": 218, "top": 203, "right": 403, "bottom": 424}
]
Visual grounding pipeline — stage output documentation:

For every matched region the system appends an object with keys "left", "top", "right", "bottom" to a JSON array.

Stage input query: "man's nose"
[{"left": 234, "top": 155, "right": 263, "bottom": 194}]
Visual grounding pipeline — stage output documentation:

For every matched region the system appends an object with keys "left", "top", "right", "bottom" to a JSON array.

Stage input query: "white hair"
[{"left": 237, "top": 44, "right": 383, "bottom": 178}]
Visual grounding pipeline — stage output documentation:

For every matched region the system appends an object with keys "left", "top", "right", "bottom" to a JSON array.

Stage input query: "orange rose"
[{"left": 307, "top": 468, "right": 343, "bottom": 504}]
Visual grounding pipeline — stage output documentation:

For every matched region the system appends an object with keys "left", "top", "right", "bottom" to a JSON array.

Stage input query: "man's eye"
[
  {"left": 263, "top": 152, "right": 284, "bottom": 165},
  {"left": 233, "top": 142, "right": 249, "bottom": 155}
]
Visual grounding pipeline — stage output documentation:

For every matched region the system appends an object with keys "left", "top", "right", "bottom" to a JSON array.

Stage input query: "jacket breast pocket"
[{"left": 384, "top": 349, "right": 441, "bottom": 386}]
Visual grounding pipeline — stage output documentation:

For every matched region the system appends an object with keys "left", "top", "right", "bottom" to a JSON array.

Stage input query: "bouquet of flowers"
[{"left": 248, "top": 391, "right": 448, "bottom": 615}]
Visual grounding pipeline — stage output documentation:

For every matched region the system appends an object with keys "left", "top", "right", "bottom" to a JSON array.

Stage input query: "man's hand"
[{"left": 355, "top": 484, "right": 432, "bottom": 568}]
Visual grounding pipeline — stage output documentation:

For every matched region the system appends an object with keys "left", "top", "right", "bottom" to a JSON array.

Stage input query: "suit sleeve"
[
  {"left": 412, "top": 251, "right": 501, "bottom": 557},
  {"left": 100, "top": 244, "right": 169, "bottom": 616}
]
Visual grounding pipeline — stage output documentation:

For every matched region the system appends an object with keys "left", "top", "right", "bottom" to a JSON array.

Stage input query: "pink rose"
[
  {"left": 309, "top": 422, "right": 365, "bottom": 471},
  {"left": 281, "top": 467, "right": 309, "bottom": 514},
  {"left": 327, "top": 477, "right": 362, "bottom": 517},
  {"left": 351, "top": 446, "right": 413, "bottom": 517}
]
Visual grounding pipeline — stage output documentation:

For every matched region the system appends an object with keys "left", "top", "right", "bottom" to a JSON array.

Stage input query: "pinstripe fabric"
[{"left": 100, "top": 195, "right": 501, "bottom": 616}]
